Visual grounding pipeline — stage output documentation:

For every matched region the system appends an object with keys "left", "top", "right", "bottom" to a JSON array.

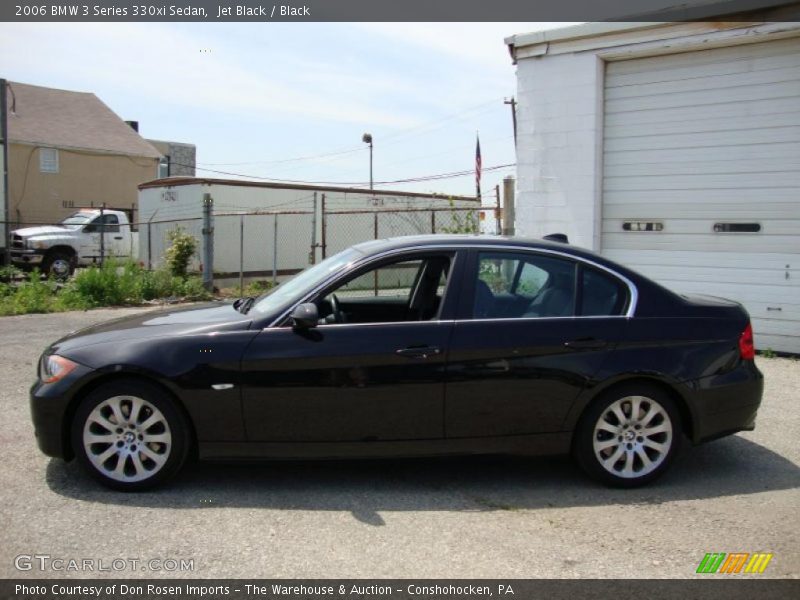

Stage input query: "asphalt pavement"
[{"left": 1, "top": 307, "right": 798, "bottom": 579}]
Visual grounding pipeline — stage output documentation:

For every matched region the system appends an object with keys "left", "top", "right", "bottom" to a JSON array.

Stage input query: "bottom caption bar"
[{"left": 3, "top": 579, "right": 799, "bottom": 600}]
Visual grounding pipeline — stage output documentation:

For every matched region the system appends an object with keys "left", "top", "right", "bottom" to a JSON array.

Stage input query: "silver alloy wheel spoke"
[
  {"left": 83, "top": 395, "right": 172, "bottom": 483},
  {"left": 592, "top": 395, "right": 673, "bottom": 479}
]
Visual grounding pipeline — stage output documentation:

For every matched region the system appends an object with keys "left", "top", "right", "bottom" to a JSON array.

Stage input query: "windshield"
[
  {"left": 251, "top": 247, "right": 364, "bottom": 316},
  {"left": 59, "top": 213, "right": 93, "bottom": 230}
]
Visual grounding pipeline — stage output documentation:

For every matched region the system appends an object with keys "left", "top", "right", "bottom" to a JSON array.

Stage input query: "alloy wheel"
[
  {"left": 82, "top": 395, "right": 172, "bottom": 483},
  {"left": 592, "top": 395, "right": 673, "bottom": 479}
]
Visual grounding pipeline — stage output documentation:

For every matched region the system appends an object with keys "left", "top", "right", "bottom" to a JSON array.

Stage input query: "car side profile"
[{"left": 30, "top": 235, "right": 763, "bottom": 490}]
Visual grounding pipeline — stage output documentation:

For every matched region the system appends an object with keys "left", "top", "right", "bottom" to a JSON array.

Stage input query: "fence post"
[
  {"left": 310, "top": 192, "right": 318, "bottom": 265},
  {"left": 373, "top": 212, "right": 379, "bottom": 295},
  {"left": 146, "top": 221, "right": 152, "bottom": 270},
  {"left": 99, "top": 203, "right": 105, "bottom": 266},
  {"left": 320, "top": 193, "right": 327, "bottom": 259},
  {"left": 202, "top": 193, "right": 214, "bottom": 292},
  {"left": 272, "top": 213, "right": 278, "bottom": 287},
  {"left": 431, "top": 210, "right": 436, "bottom": 234},
  {"left": 239, "top": 214, "right": 244, "bottom": 294}
]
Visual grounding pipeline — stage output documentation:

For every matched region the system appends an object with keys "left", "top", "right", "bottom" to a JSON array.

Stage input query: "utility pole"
[
  {"left": 1, "top": 79, "right": 10, "bottom": 266},
  {"left": 362, "top": 133, "right": 373, "bottom": 190},
  {"left": 504, "top": 97, "right": 517, "bottom": 147},
  {"left": 502, "top": 176, "right": 515, "bottom": 237}
]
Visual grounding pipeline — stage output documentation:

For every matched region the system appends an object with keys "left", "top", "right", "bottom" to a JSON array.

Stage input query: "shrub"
[{"left": 164, "top": 228, "right": 197, "bottom": 277}]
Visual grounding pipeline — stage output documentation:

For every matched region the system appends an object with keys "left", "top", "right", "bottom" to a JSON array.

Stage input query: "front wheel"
[
  {"left": 42, "top": 251, "right": 74, "bottom": 280},
  {"left": 71, "top": 379, "right": 190, "bottom": 491},
  {"left": 574, "top": 384, "right": 681, "bottom": 487}
]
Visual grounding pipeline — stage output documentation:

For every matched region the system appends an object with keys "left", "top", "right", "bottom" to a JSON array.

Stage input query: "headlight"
[
  {"left": 40, "top": 355, "right": 78, "bottom": 383},
  {"left": 31, "top": 241, "right": 48, "bottom": 250}
]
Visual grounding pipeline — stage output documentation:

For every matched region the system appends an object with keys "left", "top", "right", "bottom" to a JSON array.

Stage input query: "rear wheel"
[
  {"left": 574, "top": 384, "right": 681, "bottom": 487},
  {"left": 71, "top": 379, "right": 190, "bottom": 491},
  {"left": 42, "top": 251, "right": 74, "bottom": 280}
]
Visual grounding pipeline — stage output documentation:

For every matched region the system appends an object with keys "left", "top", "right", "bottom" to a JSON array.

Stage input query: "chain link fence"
[{"left": 2, "top": 204, "right": 479, "bottom": 289}]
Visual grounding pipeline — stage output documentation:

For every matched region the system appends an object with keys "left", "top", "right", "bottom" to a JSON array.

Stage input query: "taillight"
[{"left": 739, "top": 322, "right": 755, "bottom": 360}]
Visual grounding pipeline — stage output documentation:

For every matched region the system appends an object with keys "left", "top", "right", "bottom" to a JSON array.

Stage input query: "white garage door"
[{"left": 601, "top": 37, "right": 800, "bottom": 354}]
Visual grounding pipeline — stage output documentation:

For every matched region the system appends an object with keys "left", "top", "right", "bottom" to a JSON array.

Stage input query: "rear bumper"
[{"left": 688, "top": 360, "right": 764, "bottom": 444}]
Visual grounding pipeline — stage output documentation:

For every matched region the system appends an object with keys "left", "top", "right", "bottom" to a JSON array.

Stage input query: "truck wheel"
[{"left": 42, "top": 252, "right": 74, "bottom": 280}]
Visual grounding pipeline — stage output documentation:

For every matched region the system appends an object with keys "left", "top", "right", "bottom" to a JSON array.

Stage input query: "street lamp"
[{"left": 362, "top": 133, "right": 373, "bottom": 189}]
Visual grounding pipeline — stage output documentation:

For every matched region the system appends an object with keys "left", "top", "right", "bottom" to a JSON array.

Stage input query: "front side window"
[
  {"left": 472, "top": 252, "right": 577, "bottom": 319},
  {"left": 318, "top": 255, "right": 451, "bottom": 324},
  {"left": 40, "top": 148, "right": 58, "bottom": 173}
]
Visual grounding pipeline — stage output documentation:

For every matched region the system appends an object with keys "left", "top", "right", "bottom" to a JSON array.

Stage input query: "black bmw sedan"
[{"left": 30, "top": 235, "right": 763, "bottom": 490}]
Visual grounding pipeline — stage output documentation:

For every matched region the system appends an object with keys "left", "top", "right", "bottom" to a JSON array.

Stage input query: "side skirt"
[{"left": 198, "top": 433, "right": 572, "bottom": 461}]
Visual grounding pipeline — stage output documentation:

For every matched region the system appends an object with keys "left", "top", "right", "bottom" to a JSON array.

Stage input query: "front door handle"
[
  {"left": 396, "top": 346, "right": 441, "bottom": 359},
  {"left": 564, "top": 338, "right": 607, "bottom": 350}
]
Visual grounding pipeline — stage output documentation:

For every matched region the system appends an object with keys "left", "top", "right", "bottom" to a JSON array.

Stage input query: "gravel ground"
[{"left": 0, "top": 307, "right": 798, "bottom": 579}]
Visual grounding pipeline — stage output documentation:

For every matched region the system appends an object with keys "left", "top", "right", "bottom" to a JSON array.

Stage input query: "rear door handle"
[
  {"left": 564, "top": 338, "right": 607, "bottom": 350},
  {"left": 396, "top": 346, "right": 441, "bottom": 359}
]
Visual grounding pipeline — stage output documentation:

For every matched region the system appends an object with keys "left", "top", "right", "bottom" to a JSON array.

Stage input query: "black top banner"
[{"left": 3, "top": 0, "right": 800, "bottom": 22}]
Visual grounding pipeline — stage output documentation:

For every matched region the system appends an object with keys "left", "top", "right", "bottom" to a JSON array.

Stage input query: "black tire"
[
  {"left": 71, "top": 379, "right": 190, "bottom": 491},
  {"left": 573, "top": 383, "right": 682, "bottom": 488},
  {"left": 42, "top": 251, "right": 74, "bottom": 280}
]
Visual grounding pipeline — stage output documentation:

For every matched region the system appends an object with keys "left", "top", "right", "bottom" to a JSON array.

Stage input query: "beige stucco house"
[{"left": 6, "top": 82, "right": 161, "bottom": 226}]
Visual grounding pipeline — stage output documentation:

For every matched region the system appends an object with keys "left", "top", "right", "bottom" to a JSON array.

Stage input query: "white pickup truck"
[{"left": 10, "top": 209, "right": 138, "bottom": 278}]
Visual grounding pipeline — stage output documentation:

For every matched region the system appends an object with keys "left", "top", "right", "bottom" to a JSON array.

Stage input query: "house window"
[
  {"left": 158, "top": 156, "right": 170, "bottom": 178},
  {"left": 39, "top": 148, "right": 59, "bottom": 173}
]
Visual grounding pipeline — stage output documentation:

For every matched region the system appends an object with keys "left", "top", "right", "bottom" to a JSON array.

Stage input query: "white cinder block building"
[{"left": 506, "top": 13, "right": 800, "bottom": 353}]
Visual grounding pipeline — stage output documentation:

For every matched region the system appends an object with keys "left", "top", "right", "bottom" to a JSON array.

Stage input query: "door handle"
[
  {"left": 564, "top": 338, "right": 607, "bottom": 350},
  {"left": 114, "top": 236, "right": 123, "bottom": 240},
  {"left": 396, "top": 346, "right": 441, "bottom": 359}
]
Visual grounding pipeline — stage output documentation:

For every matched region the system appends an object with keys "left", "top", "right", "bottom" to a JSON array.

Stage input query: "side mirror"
[{"left": 290, "top": 303, "right": 319, "bottom": 329}]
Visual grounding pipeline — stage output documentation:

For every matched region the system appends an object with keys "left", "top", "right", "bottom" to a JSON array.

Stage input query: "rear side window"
[
  {"left": 580, "top": 267, "right": 628, "bottom": 316},
  {"left": 472, "top": 252, "right": 577, "bottom": 319}
]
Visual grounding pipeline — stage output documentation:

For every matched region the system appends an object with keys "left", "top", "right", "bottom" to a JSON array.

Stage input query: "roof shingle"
[{"left": 6, "top": 82, "right": 161, "bottom": 159}]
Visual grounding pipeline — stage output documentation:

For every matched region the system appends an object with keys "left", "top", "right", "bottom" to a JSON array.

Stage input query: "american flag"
[{"left": 475, "top": 133, "right": 482, "bottom": 199}]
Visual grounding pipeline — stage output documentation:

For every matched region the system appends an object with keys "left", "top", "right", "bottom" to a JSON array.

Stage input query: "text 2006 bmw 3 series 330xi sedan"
[{"left": 30, "top": 235, "right": 763, "bottom": 491}]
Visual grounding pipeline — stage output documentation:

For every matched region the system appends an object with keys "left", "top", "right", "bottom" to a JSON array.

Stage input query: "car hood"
[
  {"left": 49, "top": 302, "right": 253, "bottom": 355},
  {"left": 13, "top": 225, "right": 73, "bottom": 238}
]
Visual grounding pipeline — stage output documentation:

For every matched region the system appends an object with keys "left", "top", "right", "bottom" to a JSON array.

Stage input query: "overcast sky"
[{"left": 0, "top": 22, "right": 575, "bottom": 198}]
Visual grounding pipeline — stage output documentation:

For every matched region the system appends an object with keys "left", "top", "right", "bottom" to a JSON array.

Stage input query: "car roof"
[{"left": 353, "top": 234, "right": 603, "bottom": 261}]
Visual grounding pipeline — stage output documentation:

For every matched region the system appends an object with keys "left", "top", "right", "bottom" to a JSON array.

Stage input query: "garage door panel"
[
  {"left": 602, "top": 220, "right": 800, "bottom": 237},
  {"left": 606, "top": 37, "right": 800, "bottom": 78},
  {"left": 604, "top": 126, "right": 800, "bottom": 152},
  {"left": 603, "top": 202, "right": 798, "bottom": 220},
  {"left": 605, "top": 111, "right": 800, "bottom": 140},
  {"left": 601, "top": 232, "right": 799, "bottom": 253},
  {"left": 753, "top": 333, "right": 800, "bottom": 354},
  {"left": 603, "top": 249, "right": 798, "bottom": 270},
  {"left": 605, "top": 157, "right": 800, "bottom": 177},
  {"left": 604, "top": 96, "right": 800, "bottom": 128},
  {"left": 617, "top": 263, "right": 798, "bottom": 287},
  {"left": 604, "top": 172, "right": 800, "bottom": 191},
  {"left": 603, "top": 187, "right": 798, "bottom": 205},
  {"left": 606, "top": 65, "right": 800, "bottom": 101},
  {"left": 605, "top": 141, "right": 800, "bottom": 166},
  {"left": 606, "top": 80, "right": 800, "bottom": 114}
]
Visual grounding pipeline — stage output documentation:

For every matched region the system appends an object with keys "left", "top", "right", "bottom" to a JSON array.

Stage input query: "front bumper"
[
  {"left": 29, "top": 363, "right": 94, "bottom": 459},
  {"left": 11, "top": 249, "right": 44, "bottom": 267}
]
